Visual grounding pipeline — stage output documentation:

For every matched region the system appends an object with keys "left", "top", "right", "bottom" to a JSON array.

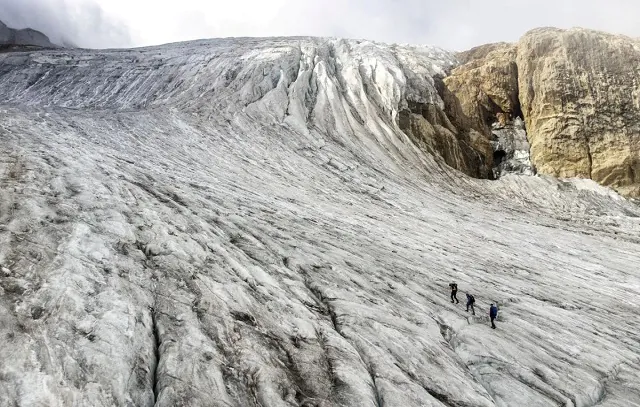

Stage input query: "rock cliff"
[
  {"left": 0, "top": 20, "right": 56, "bottom": 49},
  {"left": 518, "top": 28, "right": 640, "bottom": 197},
  {"left": 444, "top": 43, "right": 520, "bottom": 137},
  {"left": 446, "top": 28, "right": 640, "bottom": 197}
]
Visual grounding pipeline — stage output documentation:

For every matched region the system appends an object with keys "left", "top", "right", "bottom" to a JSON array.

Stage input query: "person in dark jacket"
[
  {"left": 449, "top": 283, "right": 459, "bottom": 303},
  {"left": 466, "top": 294, "right": 475, "bottom": 315},
  {"left": 489, "top": 304, "right": 498, "bottom": 329}
]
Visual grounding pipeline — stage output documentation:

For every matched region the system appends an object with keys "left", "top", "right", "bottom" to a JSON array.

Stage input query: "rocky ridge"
[
  {"left": 0, "top": 20, "right": 56, "bottom": 50},
  {"left": 445, "top": 27, "right": 640, "bottom": 197}
]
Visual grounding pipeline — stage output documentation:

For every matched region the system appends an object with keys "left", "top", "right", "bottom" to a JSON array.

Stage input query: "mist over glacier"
[{"left": 1, "top": 36, "right": 639, "bottom": 407}]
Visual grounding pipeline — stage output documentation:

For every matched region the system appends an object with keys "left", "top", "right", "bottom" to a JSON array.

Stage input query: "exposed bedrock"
[{"left": 444, "top": 28, "right": 640, "bottom": 196}]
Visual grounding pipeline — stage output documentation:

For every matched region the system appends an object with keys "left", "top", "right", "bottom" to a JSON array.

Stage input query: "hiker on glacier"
[
  {"left": 466, "top": 293, "right": 475, "bottom": 315},
  {"left": 449, "top": 283, "right": 459, "bottom": 303},
  {"left": 489, "top": 303, "right": 498, "bottom": 329}
]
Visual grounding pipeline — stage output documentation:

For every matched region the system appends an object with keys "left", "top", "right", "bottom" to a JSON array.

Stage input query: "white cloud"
[
  {"left": 0, "top": 0, "right": 131, "bottom": 48},
  {"left": 0, "top": 0, "right": 639, "bottom": 50}
]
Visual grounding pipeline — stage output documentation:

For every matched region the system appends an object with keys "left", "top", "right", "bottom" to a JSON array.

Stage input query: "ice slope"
[{"left": 0, "top": 37, "right": 639, "bottom": 407}]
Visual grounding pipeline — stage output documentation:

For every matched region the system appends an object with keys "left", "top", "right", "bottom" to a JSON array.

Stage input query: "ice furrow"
[{"left": 150, "top": 305, "right": 161, "bottom": 405}]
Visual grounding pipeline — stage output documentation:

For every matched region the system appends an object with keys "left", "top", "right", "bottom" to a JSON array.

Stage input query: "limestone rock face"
[
  {"left": 517, "top": 28, "right": 640, "bottom": 197},
  {"left": 445, "top": 28, "right": 640, "bottom": 197},
  {"left": 444, "top": 43, "right": 519, "bottom": 137},
  {"left": 397, "top": 99, "right": 491, "bottom": 179},
  {"left": 394, "top": 47, "right": 493, "bottom": 179}
]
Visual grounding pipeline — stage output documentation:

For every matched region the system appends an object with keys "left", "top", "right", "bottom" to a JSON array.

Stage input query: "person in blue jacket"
[{"left": 489, "top": 304, "right": 498, "bottom": 329}]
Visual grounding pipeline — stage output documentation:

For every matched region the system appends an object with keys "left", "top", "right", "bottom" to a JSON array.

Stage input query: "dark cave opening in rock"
[
  {"left": 513, "top": 106, "right": 524, "bottom": 122},
  {"left": 491, "top": 149, "right": 507, "bottom": 179}
]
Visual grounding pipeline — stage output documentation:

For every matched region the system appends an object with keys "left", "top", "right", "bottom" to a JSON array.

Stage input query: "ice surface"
[
  {"left": 0, "top": 37, "right": 639, "bottom": 407},
  {"left": 491, "top": 118, "right": 534, "bottom": 178}
]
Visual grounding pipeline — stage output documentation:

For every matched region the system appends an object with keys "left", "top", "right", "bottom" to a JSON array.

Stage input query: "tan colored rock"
[
  {"left": 446, "top": 28, "right": 640, "bottom": 197},
  {"left": 444, "top": 43, "right": 519, "bottom": 136},
  {"left": 398, "top": 99, "right": 491, "bottom": 179},
  {"left": 457, "top": 42, "right": 511, "bottom": 64},
  {"left": 496, "top": 112, "right": 510, "bottom": 127},
  {"left": 517, "top": 28, "right": 640, "bottom": 197}
]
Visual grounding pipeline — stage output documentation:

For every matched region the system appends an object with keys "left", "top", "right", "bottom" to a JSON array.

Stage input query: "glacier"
[{"left": 0, "top": 37, "right": 640, "bottom": 407}]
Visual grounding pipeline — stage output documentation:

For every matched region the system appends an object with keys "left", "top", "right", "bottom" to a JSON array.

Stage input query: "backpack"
[{"left": 469, "top": 295, "right": 475, "bottom": 303}]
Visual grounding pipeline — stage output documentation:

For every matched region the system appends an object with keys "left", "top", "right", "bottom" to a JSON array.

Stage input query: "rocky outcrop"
[
  {"left": 444, "top": 28, "right": 640, "bottom": 197},
  {"left": 444, "top": 43, "right": 520, "bottom": 137},
  {"left": 517, "top": 28, "right": 640, "bottom": 197},
  {"left": 393, "top": 47, "right": 494, "bottom": 179},
  {"left": 397, "top": 99, "right": 491, "bottom": 179},
  {"left": 0, "top": 20, "right": 56, "bottom": 49},
  {"left": 441, "top": 43, "right": 521, "bottom": 179}
]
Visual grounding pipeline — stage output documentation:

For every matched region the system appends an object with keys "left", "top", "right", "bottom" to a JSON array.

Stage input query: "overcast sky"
[{"left": 1, "top": 0, "right": 639, "bottom": 50}]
